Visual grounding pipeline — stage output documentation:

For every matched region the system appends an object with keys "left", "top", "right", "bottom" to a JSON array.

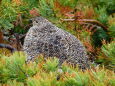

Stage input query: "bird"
[{"left": 23, "top": 16, "right": 89, "bottom": 69}]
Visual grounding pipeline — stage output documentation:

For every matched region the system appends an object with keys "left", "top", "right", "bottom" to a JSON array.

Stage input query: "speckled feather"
[{"left": 23, "top": 16, "right": 89, "bottom": 69}]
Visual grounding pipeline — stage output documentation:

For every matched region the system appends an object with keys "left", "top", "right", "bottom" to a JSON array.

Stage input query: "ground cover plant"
[{"left": 0, "top": 52, "right": 115, "bottom": 86}]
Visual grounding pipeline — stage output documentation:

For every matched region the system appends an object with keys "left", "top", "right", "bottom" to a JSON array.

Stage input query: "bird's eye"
[{"left": 36, "top": 21, "right": 38, "bottom": 23}]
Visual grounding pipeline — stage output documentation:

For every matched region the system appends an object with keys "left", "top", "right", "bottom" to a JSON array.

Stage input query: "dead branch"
[
  {"left": 0, "top": 43, "right": 17, "bottom": 53},
  {"left": 61, "top": 18, "right": 108, "bottom": 31}
]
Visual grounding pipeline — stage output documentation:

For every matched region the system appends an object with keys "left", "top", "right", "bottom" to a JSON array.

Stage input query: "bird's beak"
[{"left": 29, "top": 19, "right": 33, "bottom": 23}]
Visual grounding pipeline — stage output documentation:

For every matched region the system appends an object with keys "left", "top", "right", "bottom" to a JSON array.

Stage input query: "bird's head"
[{"left": 29, "top": 16, "right": 49, "bottom": 26}]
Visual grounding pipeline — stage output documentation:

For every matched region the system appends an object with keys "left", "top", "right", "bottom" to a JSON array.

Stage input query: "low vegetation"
[{"left": 0, "top": 52, "right": 115, "bottom": 86}]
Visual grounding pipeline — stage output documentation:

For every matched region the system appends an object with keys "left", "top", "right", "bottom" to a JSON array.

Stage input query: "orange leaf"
[
  {"left": 12, "top": 0, "right": 22, "bottom": 5},
  {"left": 29, "top": 8, "right": 40, "bottom": 17}
]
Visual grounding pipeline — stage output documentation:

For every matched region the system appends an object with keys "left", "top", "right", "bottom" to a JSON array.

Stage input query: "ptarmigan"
[{"left": 23, "top": 16, "right": 89, "bottom": 69}]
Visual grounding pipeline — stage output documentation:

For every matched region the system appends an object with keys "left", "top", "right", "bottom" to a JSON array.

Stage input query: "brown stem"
[
  {"left": 0, "top": 0, "right": 2, "bottom": 4},
  {"left": 78, "top": 19, "right": 108, "bottom": 30},
  {"left": 0, "top": 30, "right": 4, "bottom": 43},
  {"left": 61, "top": 19, "right": 108, "bottom": 31}
]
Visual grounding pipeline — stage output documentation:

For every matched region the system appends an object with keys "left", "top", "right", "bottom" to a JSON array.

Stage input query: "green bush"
[
  {"left": 91, "top": 27, "right": 110, "bottom": 47},
  {"left": 0, "top": 52, "right": 38, "bottom": 83},
  {"left": 0, "top": 52, "right": 115, "bottom": 86},
  {"left": 101, "top": 41, "right": 115, "bottom": 69},
  {"left": 43, "top": 58, "right": 59, "bottom": 72},
  {"left": 95, "top": 7, "right": 108, "bottom": 25},
  {"left": 58, "top": 0, "right": 78, "bottom": 8},
  {"left": 108, "top": 24, "right": 115, "bottom": 38}
]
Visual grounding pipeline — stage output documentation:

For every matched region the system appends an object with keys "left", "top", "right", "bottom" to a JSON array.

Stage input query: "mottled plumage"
[{"left": 23, "top": 16, "right": 89, "bottom": 69}]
